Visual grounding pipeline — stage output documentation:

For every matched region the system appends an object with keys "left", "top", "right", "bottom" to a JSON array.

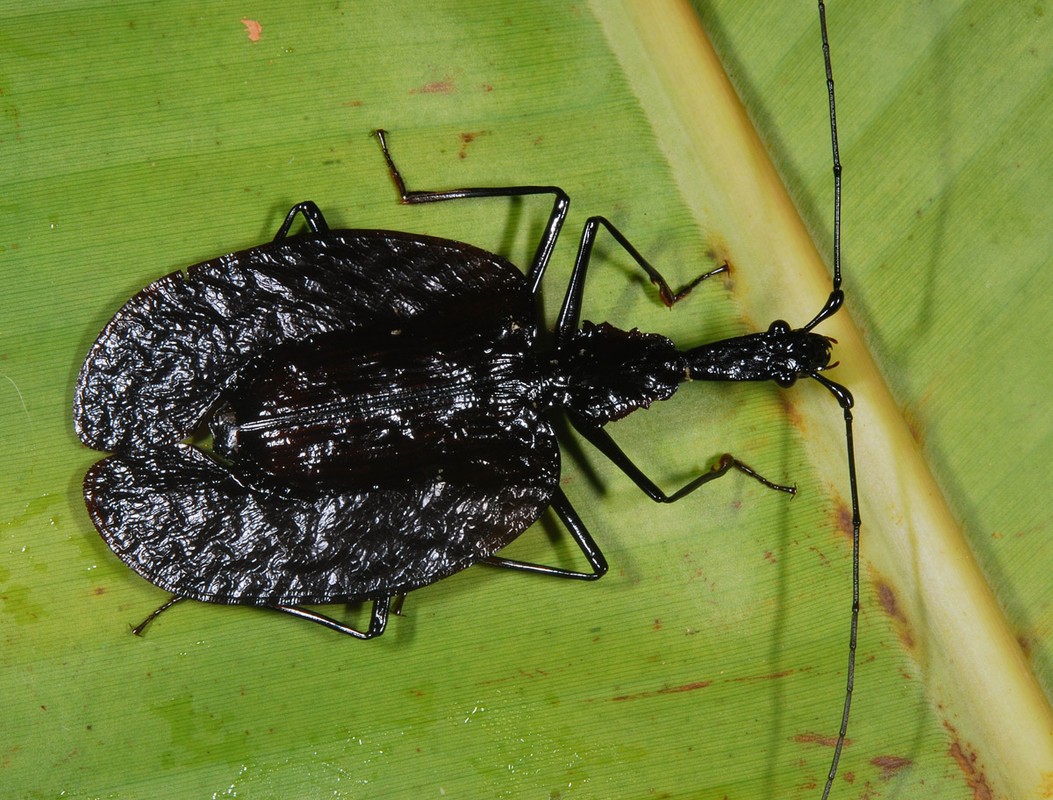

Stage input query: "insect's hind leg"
[
  {"left": 273, "top": 201, "right": 330, "bottom": 241},
  {"left": 372, "top": 129, "right": 568, "bottom": 295},
  {"left": 482, "top": 488, "right": 608, "bottom": 581},
  {"left": 131, "top": 594, "right": 186, "bottom": 636},
  {"left": 272, "top": 596, "right": 392, "bottom": 639},
  {"left": 573, "top": 417, "right": 796, "bottom": 504}
]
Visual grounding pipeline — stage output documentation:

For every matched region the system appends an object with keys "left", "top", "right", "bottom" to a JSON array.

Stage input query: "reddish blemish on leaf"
[
  {"left": 793, "top": 732, "right": 850, "bottom": 748},
  {"left": 836, "top": 499, "right": 854, "bottom": 541},
  {"left": 875, "top": 580, "right": 902, "bottom": 621},
  {"left": 947, "top": 736, "right": 994, "bottom": 800},
  {"left": 458, "top": 131, "right": 487, "bottom": 159},
  {"left": 874, "top": 578, "right": 915, "bottom": 649},
  {"left": 870, "top": 754, "right": 913, "bottom": 779},
  {"left": 611, "top": 680, "right": 712, "bottom": 701},
  {"left": 904, "top": 406, "right": 925, "bottom": 446},
  {"left": 1017, "top": 632, "right": 1033, "bottom": 657},
  {"left": 411, "top": 78, "right": 455, "bottom": 95},
  {"left": 241, "top": 19, "right": 262, "bottom": 42},
  {"left": 731, "top": 668, "right": 796, "bottom": 684},
  {"left": 777, "top": 390, "right": 805, "bottom": 430}
]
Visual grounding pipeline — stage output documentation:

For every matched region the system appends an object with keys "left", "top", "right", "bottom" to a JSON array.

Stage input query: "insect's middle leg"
[
  {"left": 132, "top": 595, "right": 393, "bottom": 639},
  {"left": 555, "top": 216, "right": 726, "bottom": 343},
  {"left": 373, "top": 129, "right": 568, "bottom": 296},
  {"left": 481, "top": 489, "right": 608, "bottom": 581},
  {"left": 272, "top": 596, "right": 391, "bottom": 639},
  {"left": 573, "top": 416, "right": 795, "bottom": 504}
]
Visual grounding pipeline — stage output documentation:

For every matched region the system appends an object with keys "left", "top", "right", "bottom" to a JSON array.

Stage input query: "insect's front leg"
[
  {"left": 571, "top": 415, "right": 795, "bottom": 504},
  {"left": 555, "top": 216, "right": 726, "bottom": 346}
]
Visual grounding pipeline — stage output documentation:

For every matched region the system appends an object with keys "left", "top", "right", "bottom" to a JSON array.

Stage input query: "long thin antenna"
[
  {"left": 803, "top": 0, "right": 845, "bottom": 333},
  {"left": 820, "top": 1, "right": 842, "bottom": 293},
  {"left": 814, "top": 3, "right": 861, "bottom": 799}
]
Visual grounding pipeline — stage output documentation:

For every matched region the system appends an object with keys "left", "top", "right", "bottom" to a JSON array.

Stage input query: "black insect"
[{"left": 75, "top": 2, "right": 857, "bottom": 795}]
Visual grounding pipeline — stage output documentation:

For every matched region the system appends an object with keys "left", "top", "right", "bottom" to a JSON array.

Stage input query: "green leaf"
[{"left": 2, "top": 1, "right": 1050, "bottom": 798}]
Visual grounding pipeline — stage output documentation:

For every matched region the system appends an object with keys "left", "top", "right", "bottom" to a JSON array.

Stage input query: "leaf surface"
[{"left": 1, "top": 2, "right": 1050, "bottom": 798}]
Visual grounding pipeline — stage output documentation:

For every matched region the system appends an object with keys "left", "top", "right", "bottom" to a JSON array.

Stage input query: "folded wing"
[
  {"left": 74, "top": 231, "right": 529, "bottom": 452},
  {"left": 86, "top": 442, "right": 558, "bottom": 604}
]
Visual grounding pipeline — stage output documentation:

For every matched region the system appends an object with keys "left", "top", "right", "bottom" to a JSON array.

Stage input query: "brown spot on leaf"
[
  {"left": 948, "top": 742, "right": 994, "bottom": 799},
  {"left": 412, "top": 77, "right": 455, "bottom": 95},
  {"left": 459, "top": 131, "right": 487, "bottom": 159},
  {"left": 732, "top": 668, "right": 796, "bottom": 684},
  {"left": 611, "top": 680, "right": 712, "bottom": 701},
  {"left": 874, "top": 578, "right": 914, "bottom": 649},
  {"left": 870, "top": 755, "right": 913, "bottom": 779},
  {"left": 903, "top": 406, "right": 925, "bottom": 446},
  {"left": 944, "top": 722, "right": 994, "bottom": 800},
  {"left": 793, "top": 732, "right": 849, "bottom": 748},
  {"left": 1017, "top": 632, "right": 1033, "bottom": 657},
  {"left": 778, "top": 391, "right": 805, "bottom": 430},
  {"left": 836, "top": 500, "right": 855, "bottom": 542}
]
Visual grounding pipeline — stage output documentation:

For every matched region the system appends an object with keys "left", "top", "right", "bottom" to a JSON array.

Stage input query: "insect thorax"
[{"left": 550, "top": 320, "right": 685, "bottom": 425}]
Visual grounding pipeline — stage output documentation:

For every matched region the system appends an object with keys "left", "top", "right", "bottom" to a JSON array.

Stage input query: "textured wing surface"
[
  {"left": 85, "top": 423, "right": 559, "bottom": 603},
  {"left": 74, "top": 231, "right": 529, "bottom": 452}
]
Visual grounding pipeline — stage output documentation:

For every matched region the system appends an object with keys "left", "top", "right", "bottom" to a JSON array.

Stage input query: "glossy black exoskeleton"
[{"left": 75, "top": 3, "right": 858, "bottom": 795}]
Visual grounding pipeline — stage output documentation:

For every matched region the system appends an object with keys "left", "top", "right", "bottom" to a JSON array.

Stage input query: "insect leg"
[
  {"left": 273, "top": 201, "right": 331, "bottom": 241},
  {"left": 270, "top": 596, "right": 392, "bottom": 640},
  {"left": 131, "top": 594, "right": 187, "bottom": 636},
  {"left": 129, "top": 594, "right": 394, "bottom": 639},
  {"left": 810, "top": 371, "right": 860, "bottom": 799},
  {"left": 556, "top": 216, "right": 726, "bottom": 343},
  {"left": 571, "top": 416, "right": 796, "bottom": 503},
  {"left": 481, "top": 488, "right": 608, "bottom": 580},
  {"left": 372, "top": 129, "right": 568, "bottom": 295}
]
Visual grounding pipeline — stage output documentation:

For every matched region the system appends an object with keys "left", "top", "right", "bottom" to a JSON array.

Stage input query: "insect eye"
[{"left": 768, "top": 320, "right": 791, "bottom": 336}]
